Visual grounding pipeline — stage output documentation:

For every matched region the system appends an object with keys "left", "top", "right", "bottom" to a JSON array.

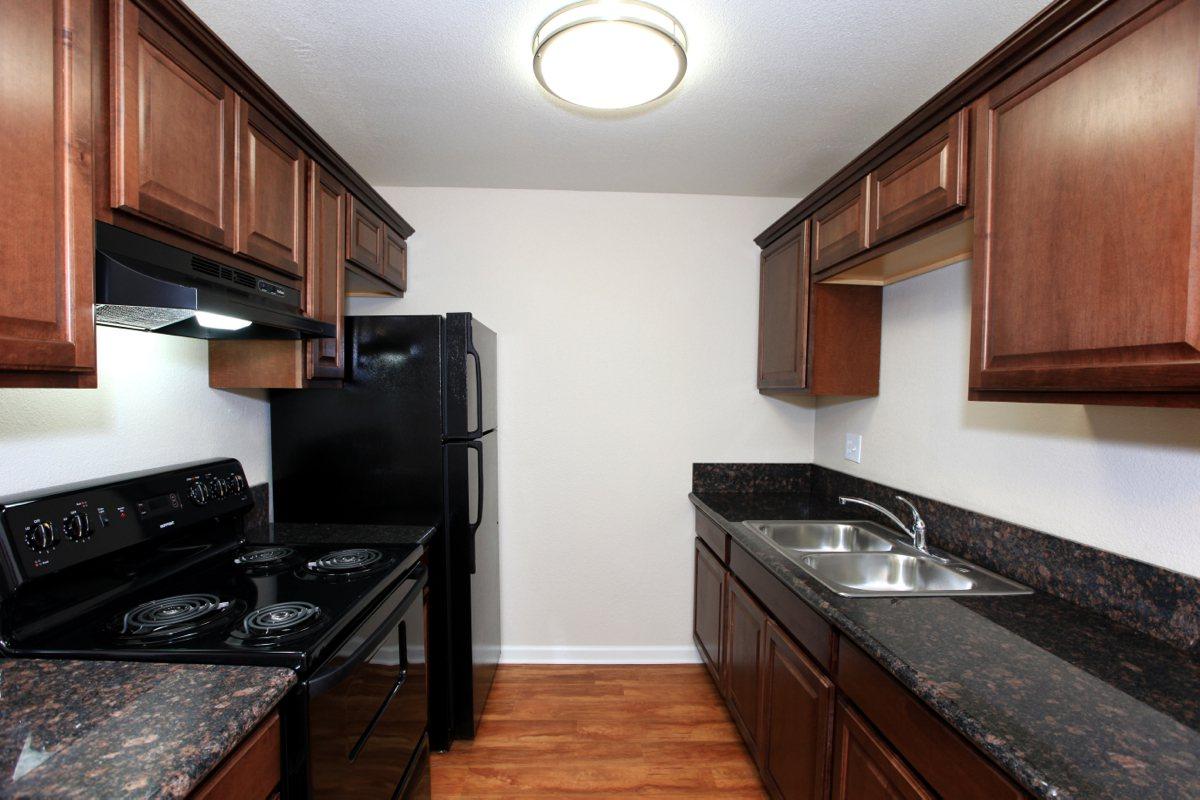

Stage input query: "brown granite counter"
[{"left": 0, "top": 659, "right": 295, "bottom": 800}]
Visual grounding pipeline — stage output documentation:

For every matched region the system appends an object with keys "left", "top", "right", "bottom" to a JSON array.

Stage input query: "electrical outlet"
[{"left": 844, "top": 433, "right": 863, "bottom": 464}]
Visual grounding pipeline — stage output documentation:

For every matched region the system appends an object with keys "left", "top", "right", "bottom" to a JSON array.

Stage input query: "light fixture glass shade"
[
  {"left": 194, "top": 311, "right": 253, "bottom": 331},
  {"left": 533, "top": 1, "right": 687, "bottom": 110}
]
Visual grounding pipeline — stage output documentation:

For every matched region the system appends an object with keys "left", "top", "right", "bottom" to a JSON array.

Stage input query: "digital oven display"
[{"left": 135, "top": 492, "right": 181, "bottom": 519}]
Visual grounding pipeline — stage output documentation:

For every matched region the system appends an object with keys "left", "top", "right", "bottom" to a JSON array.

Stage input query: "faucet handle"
[{"left": 894, "top": 495, "right": 925, "bottom": 534}]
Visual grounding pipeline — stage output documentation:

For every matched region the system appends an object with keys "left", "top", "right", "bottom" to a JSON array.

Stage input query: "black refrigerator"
[{"left": 270, "top": 313, "right": 500, "bottom": 752}]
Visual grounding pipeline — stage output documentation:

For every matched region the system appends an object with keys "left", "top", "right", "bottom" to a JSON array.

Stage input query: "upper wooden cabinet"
[
  {"left": 383, "top": 228, "right": 409, "bottom": 294},
  {"left": 811, "top": 178, "right": 869, "bottom": 273},
  {"left": 0, "top": 0, "right": 97, "bottom": 387},
  {"left": 346, "top": 194, "right": 408, "bottom": 295},
  {"left": 307, "top": 163, "right": 346, "bottom": 381},
  {"left": 970, "top": 0, "right": 1200, "bottom": 404},
  {"left": 111, "top": 0, "right": 235, "bottom": 249},
  {"left": 235, "top": 95, "right": 306, "bottom": 279},
  {"left": 347, "top": 195, "right": 385, "bottom": 274},
  {"left": 868, "top": 109, "right": 969, "bottom": 247},
  {"left": 758, "top": 226, "right": 809, "bottom": 390}
]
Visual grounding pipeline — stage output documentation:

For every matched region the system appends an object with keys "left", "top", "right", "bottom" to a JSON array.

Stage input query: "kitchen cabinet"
[
  {"left": 0, "top": 0, "right": 97, "bottom": 388},
  {"left": 693, "top": 539, "right": 725, "bottom": 684},
  {"left": 235, "top": 95, "right": 307, "bottom": 279},
  {"left": 306, "top": 163, "right": 347, "bottom": 381},
  {"left": 190, "top": 711, "right": 281, "bottom": 799},
  {"left": 759, "top": 620, "right": 834, "bottom": 800},
  {"left": 831, "top": 701, "right": 932, "bottom": 800},
  {"left": 811, "top": 179, "right": 869, "bottom": 274},
  {"left": 345, "top": 194, "right": 408, "bottom": 295},
  {"left": 757, "top": 222, "right": 881, "bottom": 395},
  {"left": 347, "top": 195, "right": 385, "bottom": 274},
  {"left": 111, "top": 0, "right": 236, "bottom": 249},
  {"left": 723, "top": 576, "right": 766, "bottom": 752},
  {"left": 383, "top": 228, "right": 409, "bottom": 294},
  {"left": 970, "top": 0, "right": 1200, "bottom": 406}
]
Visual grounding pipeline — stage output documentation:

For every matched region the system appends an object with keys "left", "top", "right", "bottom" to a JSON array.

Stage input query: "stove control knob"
[
  {"left": 62, "top": 510, "right": 92, "bottom": 543},
  {"left": 230, "top": 474, "right": 246, "bottom": 494},
  {"left": 188, "top": 481, "right": 209, "bottom": 506},
  {"left": 25, "top": 521, "right": 58, "bottom": 554},
  {"left": 208, "top": 477, "right": 227, "bottom": 499}
]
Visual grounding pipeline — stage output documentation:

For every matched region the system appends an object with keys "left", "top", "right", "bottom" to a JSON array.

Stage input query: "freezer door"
[
  {"left": 445, "top": 432, "right": 500, "bottom": 738},
  {"left": 446, "top": 313, "right": 497, "bottom": 439}
]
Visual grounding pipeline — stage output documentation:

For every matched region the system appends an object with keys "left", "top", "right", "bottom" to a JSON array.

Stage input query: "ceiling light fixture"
[{"left": 533, "top": 0, "right": 687, "bottom": 110}]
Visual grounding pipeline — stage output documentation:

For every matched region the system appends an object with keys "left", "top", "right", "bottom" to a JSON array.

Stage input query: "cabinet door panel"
[
  {"left": 306, "top": 163, "right": 345, "bottom": 380},
  {"left": 758, "top": 224, "right": 809, "bottom": 390},
  {"left": 832, "top": 701, "right": 932, "bottom": 800},
  {"left": 347, "top": 196, "right": 385, "bottom": 274},
  {"left": 383, "top": 228, "right": 408, "bottom": 293},
  {"left": 812, "top": 179, "right": 869, "bottom": 273},
  {"left": 112, "top": 0, "right": 234, "bottom": 248},
  {"left": 236, "top": 96, "right": 306, "bottom": 278},
  {"left": 760, "top": 621, "right": 834, "bottom": 800},
  {"left": 724, "top": 577, "right": 766, "bottom": 753},
  {"left": 693, "top": 539, "right": 725, "bottom": 684},
  {"left": 0, "top": 0, "right": 96, "bottom": 379},
  {"left": 869, "top": 110, "right": 968, "bottom": 246},
  {"left": 972, "top": 0, "right": 1200, "bottom": 393}
]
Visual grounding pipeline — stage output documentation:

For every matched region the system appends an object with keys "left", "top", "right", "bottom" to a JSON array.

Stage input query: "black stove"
[{"left": 0, "top": 459, "right": 431, "bottom": 799}]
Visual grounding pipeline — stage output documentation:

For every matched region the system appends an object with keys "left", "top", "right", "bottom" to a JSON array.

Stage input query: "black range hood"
[{"left": 94, "top": 223, "right": 334, "bottom": 340}]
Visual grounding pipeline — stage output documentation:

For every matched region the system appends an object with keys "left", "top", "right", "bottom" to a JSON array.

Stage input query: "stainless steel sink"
[
  {"left": 743, "top": 520, "right": 901, "bottom": 553},
  {"left": 742, "top": 520, "right": 1032, "bottom": 597}
]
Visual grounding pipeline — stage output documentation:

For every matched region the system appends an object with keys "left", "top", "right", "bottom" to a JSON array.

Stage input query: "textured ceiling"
[{"left": 185, "top": 0, "right": 1048, "bottom": 197}]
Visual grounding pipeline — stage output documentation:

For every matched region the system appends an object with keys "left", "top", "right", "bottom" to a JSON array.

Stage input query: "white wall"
[
  {"left": 815, "top": 261, "right": 1200, "bottom": 579},
  {"left": 352, "top": 187, "right": 812, "bottom": 662},
  {"left": 0, "top": 327, "right": 272, "bottom": 495}
]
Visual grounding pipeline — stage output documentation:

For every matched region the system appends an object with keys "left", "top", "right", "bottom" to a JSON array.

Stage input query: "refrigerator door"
[
  {"left": 445, "top": 314, "right": 497, "bottom": 439},
  {"left": 445, "top": 431, "right": 500, "bottom": 738}
]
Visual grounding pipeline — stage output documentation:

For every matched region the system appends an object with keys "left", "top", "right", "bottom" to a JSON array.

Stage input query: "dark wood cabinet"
[
  {"left": 758, "top": 225, "right": 809, "bottom": 390},
  {"left": 724, "top": 577, "right": 766, "bottom": 752},
  {"left": 759, "top": 620, "right": 834, "bottom": 800},
  {"left": 693, "top": 539, "right": 725, "bottom": 684},
  {"left": 306, "top": 163, "right": 346, "bottom": 381},
  {"left": 832, "top": 700, "right": 932, "bottom": 800},
  {"left": 970, "top": 0, "right": 1200, "bottom": 405},
  {"left": 383, "top": 228, "right": 408, "bottom": 294},
  {"left": 190, "top": 711, "right": 281, "bottom": 799},
  {"left": 868, "top": 109, "right": 968, "bottom": 247},
  {"left": 235, "top": 95, "right": 306, "bottom": 278},
  {"left": 0, "top": 0, "right": 97, "bottom": 387},
  {"left": 111, "top": 0, "right": 235, "bottom": 249},
  {"left": 812, "top": 178, "right": 869, "bottom": 274}
]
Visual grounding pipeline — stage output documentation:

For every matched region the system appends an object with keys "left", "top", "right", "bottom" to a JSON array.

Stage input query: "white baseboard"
[{"left": 499, "top": 645, "right": 703, "bottom": 665}]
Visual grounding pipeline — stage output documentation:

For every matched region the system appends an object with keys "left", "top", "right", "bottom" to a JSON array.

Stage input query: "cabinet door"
[
  {"left": 760, "top": 621, "right": 835, "bottom": 800},
  {"left": 724, "top": 577, "right": 766, "bottom": 753},
  {"left": 758, "top": 223, "right": 809, "bottom": 391},
  {"left": 0, "top": 0, "right": 96, "bottom": 384},
  {"left": 111, "top": 0, "right": 235, "bottom": 248},
  {"left": 346, "top": 195, "right": 385, "bottom": 274},
  {"left": 383, "top": 228, "right": 408, "bottom": 293},
  {"left": 812, "top": 178, "right": 869, "bottom": 273},
  {"left": 693, "top": 539, "right": 725, "bottom": 684},
  {"left": 236, "top": 96, "right": 306, "bottom": 278},
  {"left": 868, "top": 109, "right": 968, "bottom": 246},
  {"left": 306, "top": 163, "right": 346, "bottom": 381},
  {"left": 832, "top": 701, "right": 932, "bottom": 800},
  {"left": 971, "top": 0, "right": 1200, "bottom": 395}
]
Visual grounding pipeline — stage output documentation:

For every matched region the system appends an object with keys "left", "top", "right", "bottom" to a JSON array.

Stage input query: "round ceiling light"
[{"left": 533, "top": 0, "right": 687, "bottom": 110}]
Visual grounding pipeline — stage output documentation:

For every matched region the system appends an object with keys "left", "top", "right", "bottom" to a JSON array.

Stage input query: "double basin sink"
[{"left": 743, "top": 520, "right": 1031, "bottom": 597}]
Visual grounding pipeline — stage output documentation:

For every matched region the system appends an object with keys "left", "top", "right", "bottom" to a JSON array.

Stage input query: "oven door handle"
[{"left": 307, "top": 568, "right": 426, "bottom": 697}]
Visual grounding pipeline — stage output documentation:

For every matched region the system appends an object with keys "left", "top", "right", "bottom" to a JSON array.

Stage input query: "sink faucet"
[{"left": 839, "top": 495, "right": 941, "bottom": 559}]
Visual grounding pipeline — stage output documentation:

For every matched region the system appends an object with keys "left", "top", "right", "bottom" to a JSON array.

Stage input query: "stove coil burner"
[
  {"left": 232, "top": 601, "right": 324, "bottom": 645},
  {"left": 116, "top": 593, "right": 239, "bottom": 645},
  {"left": 307, "top": 548, "right": 384, "bottom": 575},
  {"left": 234, "top": 547, "right": 297, "bottom": 568}
]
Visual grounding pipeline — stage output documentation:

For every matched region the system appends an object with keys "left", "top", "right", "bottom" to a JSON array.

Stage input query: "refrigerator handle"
[
  {"left": 467, "top": 340, "right": 484, "bottom": 437},
  {"left": 467, "top": 440, "right": 484, "bottom": 575}
]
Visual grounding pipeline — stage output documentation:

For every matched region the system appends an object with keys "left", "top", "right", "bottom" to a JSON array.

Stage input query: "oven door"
[{"left": 305, "top": 567, "right": 428, "bottom": 799}]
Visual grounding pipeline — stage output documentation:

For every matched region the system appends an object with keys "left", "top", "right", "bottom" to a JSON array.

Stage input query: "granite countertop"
[
  {"left": 248, "top": 522, "right": 436, "bottom": 547},
  {"left": 0, "top": 659, "right": 295, "bottom": 800},
  {"left": 691, "top": 491, "right": 1200, "bottom": 800}
]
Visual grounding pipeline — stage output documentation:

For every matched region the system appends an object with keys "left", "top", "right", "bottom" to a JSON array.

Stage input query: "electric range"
[{"left": 0, "top": 459, "right": 431, "bottom": 799}]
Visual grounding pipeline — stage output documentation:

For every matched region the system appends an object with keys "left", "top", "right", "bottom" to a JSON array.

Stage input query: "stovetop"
[{"left": 5, "top": 541, "right": 422, "bottom": 671}]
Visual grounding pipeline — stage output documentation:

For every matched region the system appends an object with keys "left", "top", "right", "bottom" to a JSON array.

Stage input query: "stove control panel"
[{"left": 0, "top": 459, "right": 253, "bottom": 593}]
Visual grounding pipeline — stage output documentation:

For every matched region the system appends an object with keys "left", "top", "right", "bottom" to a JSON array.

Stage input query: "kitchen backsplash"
[{"left": 692, "top": 463, "right": 1200, "bottom": 654}]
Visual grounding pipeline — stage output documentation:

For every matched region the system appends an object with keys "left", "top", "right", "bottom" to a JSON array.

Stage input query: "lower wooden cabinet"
[
  {"left": 693, "top": 539, "right": 725, "bottom": 684},
  {"left": 759, "top": 620, "right": 835, "bottom": 800},
  {"left": 832, "top": 700, "right": 932, "bottom": 800},
  {"left": 190, "top": 711, "right": 281, "bottom": 800},
  {"left": 723, "top": 577, "right": 767, "bottom": 751}
]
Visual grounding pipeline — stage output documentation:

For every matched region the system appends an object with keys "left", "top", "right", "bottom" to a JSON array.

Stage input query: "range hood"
[{"left": 94, "top": 223, "right": 335, "bottom": 340}]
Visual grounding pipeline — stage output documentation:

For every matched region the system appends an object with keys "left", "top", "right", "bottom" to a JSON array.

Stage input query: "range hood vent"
[{"left": 94, "top": 223, "right": 334, "bottom": 341}]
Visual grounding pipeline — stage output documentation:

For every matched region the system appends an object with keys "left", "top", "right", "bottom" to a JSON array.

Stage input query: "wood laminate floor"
[{"left": 431, "top": 664, "right": 767, "bottom": 798}]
